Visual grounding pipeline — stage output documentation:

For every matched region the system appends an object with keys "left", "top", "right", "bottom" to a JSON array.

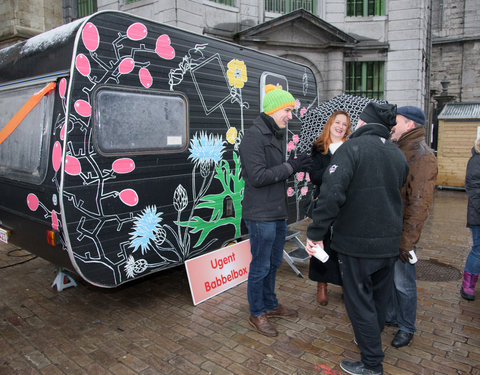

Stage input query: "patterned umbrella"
[{"left": 297, "top": 93, "right": 387, "bottom": 153}]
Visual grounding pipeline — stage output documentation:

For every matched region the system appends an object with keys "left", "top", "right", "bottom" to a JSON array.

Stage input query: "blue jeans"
[
  {"left": 244, "top": 219, "right": 287, "bottom": 317},
  {"left": 386, "top": 246, "right": 417, "bottom": 334},
  {"left": 465, "top": 226, "right": 480, "bottom": 274}
]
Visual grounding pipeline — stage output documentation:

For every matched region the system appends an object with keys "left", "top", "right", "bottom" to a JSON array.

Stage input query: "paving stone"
[
  {"left": 24, "top": 350, "right": 50, "bottom": 369},
  {"left": 200, "top": 360, "right": 234, "bottom": 375},
  {"left": 226, "top": 362, "right": 263, "bottom": 374},
  {"left": 82, "top": 362, "right": 110, "bottom": 374}
]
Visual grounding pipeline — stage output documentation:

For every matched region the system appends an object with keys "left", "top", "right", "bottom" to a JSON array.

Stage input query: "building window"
[
  {"left": 94, "top": 87, "right": 188, "bottom": 155},
  {"left": 265, "top": 0, "right": 316, "bottom": 14},
  {"left": 345, "top": 61, "right": 384, "bottom": 100},
  {"left": 209, "top": 0, "right": 236, "bottom": 6},
  {"left": 346, "top": 0, "right": 385, "bottom": 17},
  {"left": 77, "top": 0, "right": 97, "bottom": 17}
]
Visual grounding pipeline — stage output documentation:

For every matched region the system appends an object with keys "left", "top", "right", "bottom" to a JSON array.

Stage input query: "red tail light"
[{"left": 46, "top": 230, "right": 57, "bottom": 246}]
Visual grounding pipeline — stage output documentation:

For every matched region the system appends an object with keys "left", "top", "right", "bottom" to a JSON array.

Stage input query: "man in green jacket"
[{"left": 239, "top": 85, "right": 311, "bottom": 337}]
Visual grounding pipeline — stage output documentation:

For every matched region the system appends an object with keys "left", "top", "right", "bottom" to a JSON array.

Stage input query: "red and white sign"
[
  {"left": 0, "top": 228, "right": 9, "bottom": 244},
  {"left": 185, "top": 240, "right": 251, "bottom": 305}
]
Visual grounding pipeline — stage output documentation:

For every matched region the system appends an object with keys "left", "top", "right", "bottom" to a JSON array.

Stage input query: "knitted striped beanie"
[{"left": 262, "top": 84, "right": 295, "bottom": 115}]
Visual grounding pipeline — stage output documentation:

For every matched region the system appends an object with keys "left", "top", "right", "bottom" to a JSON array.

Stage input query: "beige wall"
[
  {"left": 0, "top": 0, "right": 62, "bottom": 49},
  {"left": 436, "top": 120, "right": 478, "bottom": 187}
]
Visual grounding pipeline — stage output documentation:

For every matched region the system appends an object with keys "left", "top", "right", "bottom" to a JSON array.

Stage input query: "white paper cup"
[
  {"left": 408, "top": 249, "right": 418, "bottom": 264},
  {"left": 312, "top": 244, "right": 329, "bottom": 263}
]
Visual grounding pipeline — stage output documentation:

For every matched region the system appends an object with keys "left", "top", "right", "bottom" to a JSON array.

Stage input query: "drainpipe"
[{"left": 260, "top": 0, "right": 265, "bottom": 23}]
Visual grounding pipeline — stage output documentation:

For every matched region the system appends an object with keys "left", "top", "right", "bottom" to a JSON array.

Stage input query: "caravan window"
[
  {"left": 260, "top": 73, "right": 289, "bottom": 111},
  {"left": 94, "top": 87, "right": 188, "bottom": 155},
  {"left": 0, "top": 83, "right": 54, "bottom": 184}
]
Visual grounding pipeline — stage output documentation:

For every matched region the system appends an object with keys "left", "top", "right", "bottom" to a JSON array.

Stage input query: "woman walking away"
[
  {"left": 309, "top": 110, "right": 351, "bottom": 305},
  {"left": 462, "top": 138, "right": 480, "bottom": 300}
]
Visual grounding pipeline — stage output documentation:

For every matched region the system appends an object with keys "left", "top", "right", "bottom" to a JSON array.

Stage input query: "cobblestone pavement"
[{"left": 1, "top": 190, "right": 479, "bottom": 375}]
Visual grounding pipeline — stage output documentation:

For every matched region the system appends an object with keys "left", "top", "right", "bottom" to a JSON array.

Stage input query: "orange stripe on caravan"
[{"left": 0, "top": 82, "right": 56, "bottom": 145}]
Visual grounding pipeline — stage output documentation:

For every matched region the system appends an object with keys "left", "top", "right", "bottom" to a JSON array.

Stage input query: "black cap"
[
  {"left": 397, "top": 106, "right": 425, "bottom": 125},
  {"left": 359, "top": 102, "right": 397, "bottom": 128}
]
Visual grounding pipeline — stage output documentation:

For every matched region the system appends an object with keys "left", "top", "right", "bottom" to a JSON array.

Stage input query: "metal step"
[
  {"left": 283, "top": 250, "right": 304, "bottom": 278},
  {"left": 287, "top": 247, "right": 309, "bottom": 262},
  {"left": 285, "top": 230, "right": 301, "bottom": 240},
  {"left": 283, "top": 228, "right": 308, "bottom": 277}
]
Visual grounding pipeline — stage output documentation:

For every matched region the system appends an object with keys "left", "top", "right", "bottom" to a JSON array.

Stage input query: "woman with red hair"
[{"left": 309, "top": 110, "right": 351, "bottom": 305}]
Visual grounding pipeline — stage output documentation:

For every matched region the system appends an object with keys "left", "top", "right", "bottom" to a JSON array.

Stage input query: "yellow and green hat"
[{"left": 262, "top": 84, "right": 295, "bottom": 115}]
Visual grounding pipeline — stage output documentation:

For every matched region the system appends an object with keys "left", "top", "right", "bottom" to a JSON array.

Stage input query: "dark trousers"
[{"left": 338, "top": 253, "right": 397, "bottom": 372}]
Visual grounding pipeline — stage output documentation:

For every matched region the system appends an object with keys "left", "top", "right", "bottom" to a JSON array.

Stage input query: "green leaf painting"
[{"left": 176, "top": 152, "right": 244, "bottom": 247}]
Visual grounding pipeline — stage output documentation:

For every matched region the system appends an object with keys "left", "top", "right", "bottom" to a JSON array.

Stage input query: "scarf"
[{"left": 261, "top": 112, "right": 284, "bottom": 140}]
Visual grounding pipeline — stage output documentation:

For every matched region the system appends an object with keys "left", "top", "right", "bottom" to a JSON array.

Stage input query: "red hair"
[{"left": 312, "top": 110, "right": 351, "bottom": 155}]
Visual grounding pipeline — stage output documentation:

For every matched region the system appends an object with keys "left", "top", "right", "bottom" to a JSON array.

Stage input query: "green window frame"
[
  {"left": 346, "top": 0, "right": 385, "bottom": 17},
  {"left": 77, "top": 0, "right": 97, "bottom": 17},
  {"left": 209, "top": 0, "right": 236, "bottom": 6},
  {"left": 345, "top": 61, "right": 384, "bottom": 100},
  {"left": 265, "top": 0, "right": 316, "bottom": 14}
]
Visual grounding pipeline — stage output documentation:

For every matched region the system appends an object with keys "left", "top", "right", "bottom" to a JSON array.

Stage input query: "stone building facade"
[
  {"left": 86, "top": 0, "right": 432, "bottom": 109},
  {"left": 2, "top": 0, "right": 479, "bottom": 132},
  {"left": 0, "top": 0, "right": 62, "bottom": 49},
  {"left": 431, "top": 0, "right": 480, "bottom": 102},
  {"left": 323, "top": 0, "right": 431, "bottom": 109}
]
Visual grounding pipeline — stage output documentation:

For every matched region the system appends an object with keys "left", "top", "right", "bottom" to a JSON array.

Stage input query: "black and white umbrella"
[{"left": 297, "top": 94, "right": 387, "bottom": 153}]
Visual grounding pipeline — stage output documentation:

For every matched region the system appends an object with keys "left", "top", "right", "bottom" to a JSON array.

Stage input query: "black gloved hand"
[
  {"left": 399, "top": 249, "right": 411, "bottom": 263},
  {"left": 288, "top": 153, "right": 312, "bottom": 173}
]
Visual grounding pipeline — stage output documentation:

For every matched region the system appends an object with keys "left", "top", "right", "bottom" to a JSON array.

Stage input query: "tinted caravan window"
[
  {"left": 94, "top": 87, "right": 188, "bottom": 155},
  {"left": 260, "top": 72, "right": 289, "bottom": 111},
  {"left": 0, "top": 83, "right": 54, "bottom": 184}
]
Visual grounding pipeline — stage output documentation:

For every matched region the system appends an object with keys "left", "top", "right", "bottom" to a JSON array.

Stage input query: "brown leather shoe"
[
  {"left": 317, "top": 282, "right": 328, "bottom": 306},
  {"left": 265, "top": 304, "right": 298, "bottom": 318},
  {"left": 249, "top": 314, "right": 278, "bottom": 337}
]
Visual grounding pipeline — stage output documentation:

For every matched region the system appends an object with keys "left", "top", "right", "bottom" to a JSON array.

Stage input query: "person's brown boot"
[
  {"left": 249, "top": 314, "right": 278, "bottom": 336},
  {"left": 317, "top": 282, "right": 328, "bottom": 306},
  {"left": 265, "top": 304, "right": 298, "bottom": 318}
]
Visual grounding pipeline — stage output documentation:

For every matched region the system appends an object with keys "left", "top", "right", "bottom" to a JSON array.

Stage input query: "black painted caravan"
[{"left": 0, "top": 11, "right": 318, "bottom": 287}]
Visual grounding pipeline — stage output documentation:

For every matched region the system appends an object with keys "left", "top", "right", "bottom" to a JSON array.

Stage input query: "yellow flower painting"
[
  {"left": 226, "top": 127, "right": 238, "bottom": 144},
  {"left": 227, "top": 59, "right": 247, "bottom": 88}
]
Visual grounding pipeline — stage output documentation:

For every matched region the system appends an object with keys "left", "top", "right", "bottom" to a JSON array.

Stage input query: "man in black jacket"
[
  {"left": 306, "top": 102, "right": 409, "bottom": 375},
  {"left": 239, "top": 85, "right": 311, "bottom": 337}
]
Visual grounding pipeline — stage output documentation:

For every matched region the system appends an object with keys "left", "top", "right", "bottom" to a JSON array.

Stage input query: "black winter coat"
[
  {"left": 307, "top": 123, "right": 409, "bottom": 258},
  {"left": 239, "top": 115, "right": 292, "bottom": 221},
  {"left": 465, "top": 146, "right": 480, "bottom": 227},
  {"left": 308, "top": 145, "right": 342, "bottom": 285},
  {"left": 310, "top": 147, "right": 332, "bottom": 196}
]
